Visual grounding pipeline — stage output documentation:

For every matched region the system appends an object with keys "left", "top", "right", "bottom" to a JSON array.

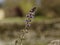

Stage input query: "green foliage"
[
  {"left": 52, "top": 5, "right": 60, "bottom": 15},
  {"left": 19, "top": 0, "right": 34, "bottom": 15},
  {"left": 41, "top": 0, "right": 60, "bottom": 17},
  {"left": 35, "top": 8, "right": 43, "bottom": 17}
]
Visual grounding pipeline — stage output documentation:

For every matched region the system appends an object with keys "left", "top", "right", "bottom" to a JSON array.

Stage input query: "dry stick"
[
  {"left": 20, "top": 30, "right": 25, "bottom": 45},
  {"left": 15, "top": 7, "right": 36, "bottom": 45}
]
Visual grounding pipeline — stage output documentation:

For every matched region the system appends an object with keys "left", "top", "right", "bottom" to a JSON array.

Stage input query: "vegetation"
[{"left": 0, "top": 0, "right": 60, "bottom": 45}]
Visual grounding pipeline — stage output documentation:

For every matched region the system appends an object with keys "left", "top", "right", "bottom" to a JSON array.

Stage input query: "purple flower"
[
  {"left": 29, "top": 14, "right": 34, "bottom": 18},
  {"left": 25, "top": 7, "right": 36, "bottom": 30},
  {"left": 25, "top": 19, "right": 31, "bottom": 22},
  {"left": 26, "top": 14, "right": 34, "bottom": 18},
  {"left": 25, "top": 23, "right": 31, "bottom": 29}
]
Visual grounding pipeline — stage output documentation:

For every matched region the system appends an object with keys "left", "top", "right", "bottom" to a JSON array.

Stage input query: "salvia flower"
[
  {"left": 25, "top": 7, "right": 36, "bottom": 31},
  {"left": 15, "top": 7, "right": 37, "bottom": 45}
]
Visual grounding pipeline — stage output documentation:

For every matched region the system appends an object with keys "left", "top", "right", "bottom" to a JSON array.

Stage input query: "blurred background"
[{"left": 0, "top": 0, "right": 60, "bottom": 45}]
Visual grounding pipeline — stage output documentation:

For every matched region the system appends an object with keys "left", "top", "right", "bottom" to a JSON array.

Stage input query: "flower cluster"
[{"left": 25, "top": 7, "right": 36, "bottom": 31}]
